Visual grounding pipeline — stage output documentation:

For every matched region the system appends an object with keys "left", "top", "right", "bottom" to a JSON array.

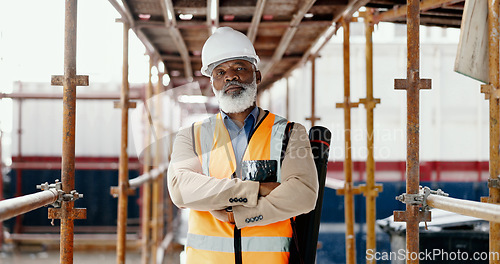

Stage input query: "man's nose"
[{"left": 224, "top": 70, "right": 239, "bottom": 82}]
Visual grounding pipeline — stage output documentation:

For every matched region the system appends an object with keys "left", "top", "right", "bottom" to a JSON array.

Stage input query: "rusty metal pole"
[
  {"left": 151, "top": 62, "right": 163, "bottom": 264},
  {"left": 487, "top": 0, "right": 500, "bottom": 261},
  {"left": 311, "top": 58, "right": 316, "bottom": 127},
  {"left": 141, "top": 59, "right": 154, "bottom": 264},
  {"left": 116, "top": 21, "right": 131, "bottom": 264},
  {"left": 286, "top": 77, "right": 290, "bottom": 119},
  {"left": 14, "top": 83, "right": 23, "bottom": 234},
  {"left": 50, "top": 0, "right": 89, "bottom": 262},
  {"left": 306, "top": 57, "right": 320, "bottom": 126},
  {"left": 156, "top": 67, "right": 165, "bottom": 258},
  {"left": 341, "top": 19, "right": 356, "bottom": 264},
  {"left": 361, "top": 10, "right": 382, "bottom": 264},
  {"left": 392, "top": 1, "right": 431, "bottom": 263},
  {"left": 405, "top": 1, "right": 421, "bottom": 262},
  {"left": 391, "top": 1, "right": 433, "bottom": 263}
]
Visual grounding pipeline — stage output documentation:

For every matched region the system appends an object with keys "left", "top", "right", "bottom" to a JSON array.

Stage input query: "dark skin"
[{"left": 211, "top": 59, "right": 280, "bottom": 205}]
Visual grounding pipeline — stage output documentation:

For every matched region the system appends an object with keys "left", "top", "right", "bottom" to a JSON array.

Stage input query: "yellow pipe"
[
  {"left": 364, "top": 10, "right": 377, "bottom": 264},
  {"left": 141, "top": 59, "right": 153, "bottom": 264},
  {"left": 116, "top": 21, "right": 130, "bottom": 264},
  {"left": 487, "top": 0, "right": 500, "bottom": 262},
  {"left": 342, "top": 19, "right": 356, "bottom": 264}
]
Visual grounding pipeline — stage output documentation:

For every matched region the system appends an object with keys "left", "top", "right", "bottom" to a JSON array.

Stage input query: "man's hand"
[{"left": 259, "top": 182, "right": 280, "bottom": 197}]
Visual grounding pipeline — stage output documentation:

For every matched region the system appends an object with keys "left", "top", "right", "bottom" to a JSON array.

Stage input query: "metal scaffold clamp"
[
  {"left": 37, "top": 179, "right": 86, "bottom": 226},
  {"left": 37, "top": 179, "right": 84, "bottom": 208},
  {"left": 394, "top": 186, "right": 448, "bottom": 227},
  {"left": 488, "top": 178, "right": 500, "bottom": 189},
  {"left": 396, "top": 186, "right": 448, "bottom": 211}
]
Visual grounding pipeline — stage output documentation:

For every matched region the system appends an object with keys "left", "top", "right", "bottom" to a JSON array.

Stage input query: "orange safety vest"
[{"left": 188, "top": 111, "right": 293, "bottom": 264}]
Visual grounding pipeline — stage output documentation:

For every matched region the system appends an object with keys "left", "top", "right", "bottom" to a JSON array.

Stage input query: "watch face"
[{"left": 241, "top": 160, "right": 278, "bottom": 182}]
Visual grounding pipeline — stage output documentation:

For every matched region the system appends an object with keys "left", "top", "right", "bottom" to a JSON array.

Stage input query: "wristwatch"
[{"left": 225, "top": 207, "right": 235, "bottom": 224}]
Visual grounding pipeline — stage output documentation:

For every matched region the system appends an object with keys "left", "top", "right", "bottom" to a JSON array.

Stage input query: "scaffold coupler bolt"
[
  {"left": 488, "top": 178, "right": 500, "bottom": 189},
  {"left": 36, "top": 179, "right": 84, "bottom": 208},
  {"left": 396, "top": 186, "right": 448, "bottom": 210}
]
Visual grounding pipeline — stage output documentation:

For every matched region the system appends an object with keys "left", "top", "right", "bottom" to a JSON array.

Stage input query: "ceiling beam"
[
  {"left": 160, "top": 0, "right": 194, "bottom": 81},
  {"left": 135, "top": 20, "right": 333, "bottom": 30},
  {"left": 261, "top": 0, "right": 317, "bottom": 77},
  {"left": 162, "top": 54, "right": 302, "bottom": 62},
  {"left": 247, "top": 0, "right": 267, "bottom": 43},
  {"left": 341, "top": 0, "right": 371, "bottom": 21},
  {"left": 108, "top": 0, "right": 163, "bottom": 65},
  {"left": 299, "top": 0, "right": 370, "bottom": 69},
  {"left": 107, "top": 0, "right": 135, "bottom": 27},
  {"left": 373, "top": 0, "right": 464, "bottom": 23}
]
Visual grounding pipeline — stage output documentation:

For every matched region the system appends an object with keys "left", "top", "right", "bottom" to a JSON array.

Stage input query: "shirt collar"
[{"left": 220, "top": 106, "right": 259, "bottom": 128}]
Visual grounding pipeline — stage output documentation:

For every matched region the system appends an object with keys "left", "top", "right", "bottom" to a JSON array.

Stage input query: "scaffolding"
[{"left": 1, "top": 1, "right": 500, "bottom": 264}]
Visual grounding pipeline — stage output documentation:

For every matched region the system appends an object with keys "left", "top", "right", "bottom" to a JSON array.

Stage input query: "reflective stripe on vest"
[
  {"left": 187, "top": 233, "right": 292, "bottom": 253},
  {"left": 188, "top": 111, "right": 292, "bottom": 264}
]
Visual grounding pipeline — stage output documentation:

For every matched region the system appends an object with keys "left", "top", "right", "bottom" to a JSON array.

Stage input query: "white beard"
[{"left": 212, "top": 74, "right": 257, "bottom": 114}]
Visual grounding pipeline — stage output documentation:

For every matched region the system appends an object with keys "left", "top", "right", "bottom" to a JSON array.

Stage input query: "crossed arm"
[{"left": 167, "top": 123, "right": 318, "bottom": 228}]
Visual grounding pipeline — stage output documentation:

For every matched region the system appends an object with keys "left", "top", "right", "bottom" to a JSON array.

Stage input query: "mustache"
[{"left": 223, "top": 80, "right": 247, "bottom": 92}]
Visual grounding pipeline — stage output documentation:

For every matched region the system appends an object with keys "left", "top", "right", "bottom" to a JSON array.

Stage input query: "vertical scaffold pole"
[
  {"left": 116, "top": 21, "right": 131, "bottom": 264},
  {"left": 393, "top": 1, "right": 431, "bottom": 263},
  {"left": 484, "top": 0, "right": 500, "bottom": 262},
  {"left": 141, "top": 59, "right": 154, "bottom": 264},
  {"left": 336, "top": 19, "right": 359, "bottom": 264},
  {"left": 49, "top": 0, "right": 88, "bottom": 263},
  {"left": 151, "top": 62, "right": 164, "bottom": 264},
  {"left": 306, "top": 57, "right": 320, "bottom": 126},
  {"left": 360, "top": 10, "right": 382, "bottom": 264},
  {"left": 286, "top": 77, "right": 290, "bottom": 119}
]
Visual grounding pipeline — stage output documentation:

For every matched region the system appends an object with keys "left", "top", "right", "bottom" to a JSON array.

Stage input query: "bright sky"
[
  {"left": 0, "top": 0, "right": 149, "bottom": 89},
  {"left": 0, "top": 0, "right": 150, "bottom": 135}
]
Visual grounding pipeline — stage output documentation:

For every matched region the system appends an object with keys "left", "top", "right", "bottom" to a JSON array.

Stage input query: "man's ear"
[{"left": 256, "top": 70, "right": 262, "bottom": 84}]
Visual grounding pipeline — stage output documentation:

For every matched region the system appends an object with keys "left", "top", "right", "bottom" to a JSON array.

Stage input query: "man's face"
[{"left": 210, "top": 59, "right": 262, "bottom": 113}]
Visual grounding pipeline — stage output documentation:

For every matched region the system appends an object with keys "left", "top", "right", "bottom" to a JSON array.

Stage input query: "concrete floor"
[
  {"left": 0, "top": 245, "right": 182, "bottom": 264},
  {"left": 0, "top": 251, "right": 142, "bottom": 264}
]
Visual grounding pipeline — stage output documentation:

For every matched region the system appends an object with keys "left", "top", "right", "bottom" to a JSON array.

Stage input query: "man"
[{"left": 167, "top": 27, "right": 318, "bottom": 264}]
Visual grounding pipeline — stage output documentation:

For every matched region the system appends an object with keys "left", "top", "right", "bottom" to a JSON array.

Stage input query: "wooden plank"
[{"left": 454, "top": 0, "right": 488, "bottom": 83}]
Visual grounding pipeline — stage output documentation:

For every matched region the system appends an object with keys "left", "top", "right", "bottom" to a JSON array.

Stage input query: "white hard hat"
[{"left": 201, "top": 27, "right": 260, "bottom": 77}]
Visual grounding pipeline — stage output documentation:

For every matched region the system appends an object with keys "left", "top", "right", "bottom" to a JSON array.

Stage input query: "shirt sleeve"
[
  {"left": 232, "top": 123, "right": 319, "bottom": 228},
  {"left": 167, "top": 125, "right": 260, "bottom": 211}
]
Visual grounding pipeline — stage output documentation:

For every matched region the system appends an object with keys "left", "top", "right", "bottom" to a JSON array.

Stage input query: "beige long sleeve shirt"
[{"left": 167, "top": 108, "right": 318, "bottom": 228}]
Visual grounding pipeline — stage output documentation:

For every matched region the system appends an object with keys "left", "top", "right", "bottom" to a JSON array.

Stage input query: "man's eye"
[
  {"left": 216, "top": 71, "right": 224, "bottom": 76},
  {"left": 237, "top": 67, "right": 244, "bottom": 71}
]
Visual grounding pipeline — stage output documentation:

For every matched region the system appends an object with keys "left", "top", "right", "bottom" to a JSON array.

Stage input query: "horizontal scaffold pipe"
[
  {"left": 0, "top": 189, "right": 59, "bottom": 222},
  {"left": 325, "top": 178, "right": 345, "bottom": 190},
  {"left": 427, "top": 194, "right": 500, "bottom": 223},
  {"left": 128, "top": 163, "right": 168, "bottom": 189}
]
